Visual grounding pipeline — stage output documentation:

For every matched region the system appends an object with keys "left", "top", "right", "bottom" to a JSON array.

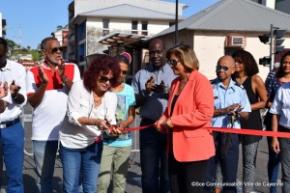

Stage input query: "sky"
[{"left": 0, "top": 0, "right": 218, "bottom": 49}]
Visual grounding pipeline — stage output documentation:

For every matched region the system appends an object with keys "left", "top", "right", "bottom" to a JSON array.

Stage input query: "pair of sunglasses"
[
  {"left": 98, "top": 76, "right": 114, "bottom": 84},
  {"left": 168, "top": 59, "right": 179, "bottom": 67},
  {"left": 51, "top": 47, "right": 63, "bottom": 53},
  {"left": 121, "top": 70, "right": 128, "bottom": 75},
  {"left": 216, "top": 65, "right": 229, "bottom": 72}
]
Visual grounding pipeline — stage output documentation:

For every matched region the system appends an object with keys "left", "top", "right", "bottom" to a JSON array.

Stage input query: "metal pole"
[
  {"left": 175, "top": 0, "right": 179, "bottom": 45},
  {"left": 270, "top": 24, "right": 275, "bottom": 71}
]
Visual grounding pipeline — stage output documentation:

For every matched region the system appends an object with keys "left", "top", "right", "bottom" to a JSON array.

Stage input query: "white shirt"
[
  {"left": 270, "top": 82, "right": 290, "bottom": 129},
  {"left": 26, "top": 63, "right": 80, "bottom": 140},
  {"left": 0, "top": 60, "right": 27, "bottom": 123},
  {"left": 59, "top": 80, "right": 117, "bottom": 149}
]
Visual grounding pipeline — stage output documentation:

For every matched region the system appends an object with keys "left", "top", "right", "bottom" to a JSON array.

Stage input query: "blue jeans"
[
  {"left": 33, "top": 140, "right": 58, "bottom": 193},
  {"left": 140, "top": 119, "right": 169, "bottom": 193},
  {"left": 0, "top": 121, "right": 24, "bottom": 193},
  {"left": 60, "top": 142, "right": 102, "bottom": 193},
  {"left": 204, "top": 133, "right": 239, "bottom": 193}
]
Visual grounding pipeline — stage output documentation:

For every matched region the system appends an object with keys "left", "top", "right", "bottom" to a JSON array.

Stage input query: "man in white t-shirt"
[
  {"left": 26, "top": 37, "right": 80, "bottom": 193},
  {"left": 0, "top": 37, "right": 27, "bottom": 193}
]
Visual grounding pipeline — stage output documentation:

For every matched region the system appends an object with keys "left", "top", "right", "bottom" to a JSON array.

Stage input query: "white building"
[
  {"left": 68, "top": 0, "right": 186, "bottom": 70},
  {"left": 155, "top": 0, "right": 290, "bottom": 80},
  {"left": 51, "top": 25, "right": 69, "bottom": 60}
]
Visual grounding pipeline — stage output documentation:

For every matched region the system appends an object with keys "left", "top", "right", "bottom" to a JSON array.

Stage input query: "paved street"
[{"left": 0, "top": 105, "right": 283, "bottom": 193}]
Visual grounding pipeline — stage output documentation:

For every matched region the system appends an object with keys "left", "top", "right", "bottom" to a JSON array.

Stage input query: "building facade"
[
  {"left": 67, "top": 0, "right": 186, "bottom": 71},
  {"left": 51, "top": 25, "right": 69, "bottom": 60},
  {"left": 156, "top": 0, "right": 290, "bottom": 80}
]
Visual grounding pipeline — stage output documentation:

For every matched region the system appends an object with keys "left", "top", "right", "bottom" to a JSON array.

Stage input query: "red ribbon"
[
  {"left": 207, "top": 127, "right": 290, "bottom": 138},
  {"left": 123, "top": 124, "right": 154, "bottom": 132},
  {"left": 123, "top": 124, "right": 290, "bottom": 139}
]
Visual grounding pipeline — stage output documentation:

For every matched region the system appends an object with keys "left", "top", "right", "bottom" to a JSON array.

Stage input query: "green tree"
[
  {"left": 31, "top": 50, "right": 41, "bottom": 61},
  {"left": 6, "top": 39, "right": 19, "bottom": 51}
]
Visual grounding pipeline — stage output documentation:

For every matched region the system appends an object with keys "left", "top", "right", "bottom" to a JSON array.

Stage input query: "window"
[
  {"left": 76, "top": 22, "right": 86, "bottom": 41},
  {"left": 131, "top": 20, "right": 138, "bottom": 34},
  {"left": 102, "top": 19, "right": 110, "bottom": 36},
  {"left": 141, "top": 21, "right": 148, "bottom": 36},
  {"left": 78, "top": 43, "right": 85, "bottom": 62}
]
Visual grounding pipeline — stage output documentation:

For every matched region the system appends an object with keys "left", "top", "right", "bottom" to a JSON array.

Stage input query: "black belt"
[{"left": 0, "top": 118, "right": 20, "bottom": 129}]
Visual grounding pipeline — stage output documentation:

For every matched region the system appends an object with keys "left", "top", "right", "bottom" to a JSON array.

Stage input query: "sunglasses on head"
[
  {"left": 168, "top": 59, "right": 179, "bottom": 67},
  {"left": 216, "top": 65, "right": 229, "bottom": 72},
  {"left": 51, "top": 47, "right": 62, "bottom": 53},
  {"left": 98, "top": 76, "right": 114, "bottom": 84}
]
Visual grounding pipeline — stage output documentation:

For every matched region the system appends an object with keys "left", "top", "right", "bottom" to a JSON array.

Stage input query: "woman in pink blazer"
[{"left": 155, "top": 44, "right": 215, "bottom": 193}]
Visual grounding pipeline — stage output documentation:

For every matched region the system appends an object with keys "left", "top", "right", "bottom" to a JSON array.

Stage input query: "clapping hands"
[
  {"left": 0, "top": 80, "right": 22, "bottom": 98},
  {"left": 57, "top": 57, "right": 65, "bottom": 78},
  {"left": 0, "top": 81, "right": 8, "bottom": 98},
  {"left": 10, "top": 80, "right": 21, "bottom": 96},
  {"left": 225, "top": 103, "right": 242, "bottom": 115},
  {"left": 38, "top": 66, "right": 49, "bottom": 85}
]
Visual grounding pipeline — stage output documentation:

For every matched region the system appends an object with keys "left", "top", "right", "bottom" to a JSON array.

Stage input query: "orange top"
[{"left": 164, "top": 71, "right": 215, "bottom": 162}]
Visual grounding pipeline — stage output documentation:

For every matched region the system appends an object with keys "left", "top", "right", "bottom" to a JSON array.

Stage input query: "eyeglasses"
[
  {"left": 121, "top": 70, "right": 128, "bottom": 75},
  {"left": 51, "top": 47, "right": 62, "bottom": 53},
  {"left": 98, "top": 76, "right": 114, "bottom": 84},
  {"left": 168, "top": 59, "right": 179, "bottom": 67},
  {"left": 216, "top": 65, "right": 229, "bottom": 72}
]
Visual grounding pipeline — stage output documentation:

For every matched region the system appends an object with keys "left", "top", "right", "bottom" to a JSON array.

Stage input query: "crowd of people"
[{"left": 0, "top": 35, "right": 290, "bottom": 193}]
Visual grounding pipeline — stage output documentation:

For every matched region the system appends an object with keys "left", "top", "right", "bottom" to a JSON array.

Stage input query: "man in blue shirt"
[
  {"left": 204, "top": 55, "right": 251, "bottom": 193},
  {"left": 132, "top": 38, "right": 175, "bottom": 193}
]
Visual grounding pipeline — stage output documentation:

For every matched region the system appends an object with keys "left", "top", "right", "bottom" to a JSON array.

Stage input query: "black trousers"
[
  {"left": 140, "top": 118, "right": 169, "bottom": 193},
  {"left": 169, "top": 151, "right": 210, "bottom": 193}
]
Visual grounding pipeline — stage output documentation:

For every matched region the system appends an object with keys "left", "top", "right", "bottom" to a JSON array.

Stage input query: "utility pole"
[
  {"left": 175, "top": 0, "right": 179, "bottom": 45},
  {"left": 258, "top": 24, "right": 286, "bottom": 71},
  {"left": 270, "top": 24, "right": 274, "bottom": 70}
]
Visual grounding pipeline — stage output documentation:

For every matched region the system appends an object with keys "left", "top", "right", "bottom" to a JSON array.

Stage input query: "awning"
[{"left": 98, "top": 32, "right": 144, "bottom": 46}]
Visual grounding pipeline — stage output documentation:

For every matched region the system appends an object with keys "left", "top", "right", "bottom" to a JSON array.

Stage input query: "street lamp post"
[{"left": 175, "top": 0, "right": 179, "bottom": 45}]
